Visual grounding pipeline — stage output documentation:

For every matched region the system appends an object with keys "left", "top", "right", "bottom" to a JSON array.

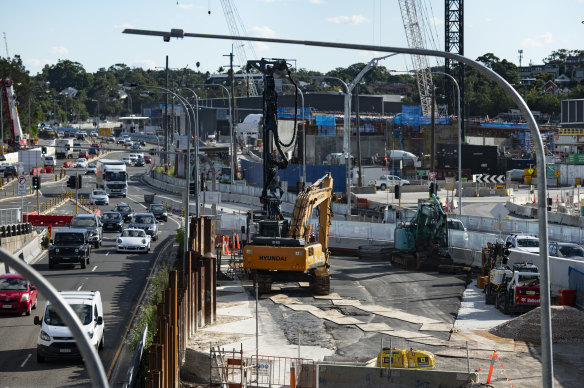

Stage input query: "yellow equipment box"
[{"left": 376, "top": 348, "right": 435, "bottom": 369}]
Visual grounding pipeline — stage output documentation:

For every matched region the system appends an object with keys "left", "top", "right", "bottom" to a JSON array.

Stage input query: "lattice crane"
[
  {"left": 219, "top": 0, "right": 259, "bottom": 96},
  {"left": 398, "top": 0, "right": 436, "bottom": 116}
]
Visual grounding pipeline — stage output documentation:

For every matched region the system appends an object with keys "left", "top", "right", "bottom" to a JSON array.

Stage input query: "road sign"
[
  {"left": 428, "top": 172, "right": 437, "bottom": 181},
  {"left": 554, "top": 170, "right": 561, "bottom": 177},
  {"left": 17, "top": 175, "right": 27, "bottom": 196},
  {"left": 490, "top": 203, "right": 509, "bottom": 220},
  {"left": 474, "top": 174, "right": 505, "bottom": 184},
  {"left": 444, "top": 177, "right": 455, "bottom": 191},
  {"left": 527, "top": 167, "right": 534, "bottom": 175}
]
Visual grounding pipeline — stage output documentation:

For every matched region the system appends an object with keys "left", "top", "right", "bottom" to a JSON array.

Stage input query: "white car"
[
  {"left": 116, "top": 228, "right": 151, "bottom": 253},
  {"left": 122, "top": 156, "right": 132, "bottom": 166},
  {"left": 129, "top": 153, "right": 138, "bottom": 163},
  {"left": 85, "top": 163, "right": 97, "bottom": 175},
  {"left": 75, "top": 158, "right": 88, "bottom": 168},
  {"left": 505, "top": 234, "right": 539, "bottom": 254},
  {"left": 124, "top": 139, "right": 134, "bottom": 147},
  {"left": 89, "top": 189, "right": 109, "bottom": 205},
  {"left": 373, "top": 175, "right": 410, "bottom": 190}
]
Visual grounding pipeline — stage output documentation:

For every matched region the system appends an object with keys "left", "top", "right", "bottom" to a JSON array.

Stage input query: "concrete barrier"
[
  {"left": 315, "top": 364, "right": 478, "bottom": 388},
  {"left": 1, "top": 230, "right": 46, "bottom": 276}
]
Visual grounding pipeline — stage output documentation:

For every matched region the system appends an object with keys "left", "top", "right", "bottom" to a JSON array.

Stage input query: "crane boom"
[
  {"left": 219, "top": 0, "right": 258, "bottom": 96},
  {"left": 1, "top": 77, "right": 25, "bottom": 146},
  {"left": 398, "top": 0, "right": 436, "bottom": 116}
]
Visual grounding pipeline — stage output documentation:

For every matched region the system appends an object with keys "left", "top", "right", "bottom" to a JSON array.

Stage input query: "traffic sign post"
[{"left": 17, "top": 175, "right": 27, "bottom": 196}]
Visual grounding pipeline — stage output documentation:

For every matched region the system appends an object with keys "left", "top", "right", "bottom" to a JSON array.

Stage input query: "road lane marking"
[
  {"left": 77, "top": 284, "right": 84, "bottom": 291},
  {"left": 105, "top": 251, "right": 110, "bottom": 256},
  {"left": 169, "top": 216, "right": 181, "bottom": 228},
  {"left": 92, "top": 266, "right": 97, "bottom": 272},
  {"left": 20, "top": 353, "right": 32, "bottom": 368}
]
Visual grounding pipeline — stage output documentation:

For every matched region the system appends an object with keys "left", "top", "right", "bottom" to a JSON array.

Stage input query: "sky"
[{"left": 2, "top": 0, "right": 583, "bottom": 77}]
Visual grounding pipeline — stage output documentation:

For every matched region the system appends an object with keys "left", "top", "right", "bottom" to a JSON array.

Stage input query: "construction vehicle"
[
  {"left": 376, "top": 347, "right": 435, "bottom": 369},
  {"left": 482, "top": 241, "right": 541, "bottom": 314},
  {"left": 390, "top": 194, "right": 451, "bottom": 270},
  {"left": 1, "top": 77, "right": 26, "bottom": 149},
  {"left": 242, "top": 58, "right": 333, "bottom": 295}
]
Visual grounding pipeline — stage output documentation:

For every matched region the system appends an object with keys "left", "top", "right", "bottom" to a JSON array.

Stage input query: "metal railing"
[{"left": 0, "top": 208, "right": 21, "bottom": 224}]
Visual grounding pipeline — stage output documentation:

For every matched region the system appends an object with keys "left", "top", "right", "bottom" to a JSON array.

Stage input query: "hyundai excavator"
[{"left": 242, "top": 59, "right": 333, "bottom": 295}]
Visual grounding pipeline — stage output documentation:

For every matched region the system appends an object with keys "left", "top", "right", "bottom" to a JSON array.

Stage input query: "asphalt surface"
[{"left": 0, "top": 144, "right": 181, "bottom": 388}]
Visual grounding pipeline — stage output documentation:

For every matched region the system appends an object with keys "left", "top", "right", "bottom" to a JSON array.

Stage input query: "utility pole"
[
  {"left": 164, "top": 55, "right": 169, "bottom": 168},
  {"left": 356, "top": 84, "right": 362, "bottom": 187},
  {"left": 229, "top": 51, "right": 237, "bottom": 183},
  {"left": 431, "top": 87, "right": 436, "bottom": 174}
]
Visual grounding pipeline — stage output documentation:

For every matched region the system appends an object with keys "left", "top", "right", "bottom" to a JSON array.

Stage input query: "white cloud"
[
  {"left": 50, "top": 46, "right": 69, "bottom": 56},
  {"left": 177, "top": 3, "right": 193, "bottom": 9},
  {"left": 429, "top": 17, "right": 443, "bottom": 26},
  {"left": 325, "top": 15, "right": 368, "bottom": 25},
  {"left": 250, "top": 25, "right": 276, "bottom": 38},
  {"left": 253, "top": 42, "right": 270, "bottom": 52},
  {"left": 522, "top": 32, "right": 553, "bottom": 48},
  {"left": 114, "top": 23, "right": 134, "bottom": 30},
  {"left": 27, "top": 58, "right": 57, "bottom": 69},
  {"left": 133, "top": 59, "right": 157, "bottom": 70}
]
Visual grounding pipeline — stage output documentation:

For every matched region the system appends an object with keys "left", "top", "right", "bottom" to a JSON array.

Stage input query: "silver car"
[{"left": 128, "top": 213, "right": 159, "bottom": 241}]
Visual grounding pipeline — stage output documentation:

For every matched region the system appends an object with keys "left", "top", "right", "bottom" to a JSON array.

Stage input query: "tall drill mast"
[
  {"left": 398, "top": 0, "right": 436, "bottom": 116},
  {"left": 219, "top": 0, "right": 259, "bottom": 96}
]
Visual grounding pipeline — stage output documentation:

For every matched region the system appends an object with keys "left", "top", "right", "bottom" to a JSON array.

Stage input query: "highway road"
[{"left": 0, "top": 143, "right": 181, "bottom": 387}]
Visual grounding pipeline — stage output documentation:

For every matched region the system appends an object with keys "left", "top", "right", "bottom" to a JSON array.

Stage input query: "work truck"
[{"left": 96, "top": 159, "right": 127, "bottom": 197}]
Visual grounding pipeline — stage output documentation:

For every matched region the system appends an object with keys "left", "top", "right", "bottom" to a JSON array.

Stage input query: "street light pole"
[
  {"left": 432, "top": 71, "right": 462, "bottom": 217},
  {"left": 189, "top": 83, "right": 234, "bottom": 184}
]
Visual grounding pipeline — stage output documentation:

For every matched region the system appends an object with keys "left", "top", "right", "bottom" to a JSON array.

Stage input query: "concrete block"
[{"left": 317, "top": 364, "right": 478, "bottom": 388}]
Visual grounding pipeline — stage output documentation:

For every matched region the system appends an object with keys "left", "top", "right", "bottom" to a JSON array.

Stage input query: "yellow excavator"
[
  {"left": 242, "top": 58, "right": 334, "bottom": 295},
  {"left": 243, "top": 173, "right": 333, "bottom": 294}
]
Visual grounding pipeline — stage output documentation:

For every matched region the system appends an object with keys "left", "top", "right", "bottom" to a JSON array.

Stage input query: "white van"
[
  {"left": 43, "top": 156, "right": 55, "bottom": 167},
  {"left": 34, "top": 290, "right": 104, "bottom": 362}
]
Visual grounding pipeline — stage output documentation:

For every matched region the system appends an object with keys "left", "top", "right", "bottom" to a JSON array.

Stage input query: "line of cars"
[{"left": 47, "top": 202, "right": 168, "bottom": 269}]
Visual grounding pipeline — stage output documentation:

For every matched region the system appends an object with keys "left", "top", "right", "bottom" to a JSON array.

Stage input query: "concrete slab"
[
  {"left": 331, "top": 299, "right": 362, "bottom": 306},
  {"left": 454, "top": 286, "right": 510, "bottom": 330},
  {"left": 284, "top": 304, "right": 321, "bottom": 312},
  {"left": 419, "top": 322, "right": 453, "bottom": 332},
  {"left": 326, "top": 316, "right": 365, "bottom": 325},
  {"left": 380, "top": 330, "right": 433, "bottom": 339},
  {"left": 370, "top": 308, "right": 442, "bottom": 324},
  {"left": 314, "top": 292, "right": 343, "bottom": 300},
  {"left": 356, "top": 323, "right": 394, "bottom": 332},
  {"left": 269, "top": 294, "right": 301, "bottom": 305}
]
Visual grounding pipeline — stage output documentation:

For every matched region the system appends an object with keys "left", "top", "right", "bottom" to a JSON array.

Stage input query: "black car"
[
  {"left": 135, "top": 157, "right": 145, "bottom": 167},
  {"left": 4, "top": 165, "right": 16, "bottom": 178},
  {"left": 100, "top": 212, "right": 124, "bottom": 232},
  {"left": 148, "top": 203, "right": 168, "bottom": 222},
  {"left": 48, "top": 229, "right": 92, "bottom": 269},
  {"left": 114, "top": 203, "right": 134, "bottom": 222}
]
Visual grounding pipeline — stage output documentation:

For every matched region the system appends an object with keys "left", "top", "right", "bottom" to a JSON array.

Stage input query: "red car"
[
  {"left": 91, "top": 143, "right": 102, "bottom": 150},
  {"left": 144, "top": 155, "right": 152, "bottom": 164},
  {"left": 0, "top": 273, "right": 37, "bottom": 316},
  {"left": 78, "top": 151, "right": 89, "bottom": 159}
]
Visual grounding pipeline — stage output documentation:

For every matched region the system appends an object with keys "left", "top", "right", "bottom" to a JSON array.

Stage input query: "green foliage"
[{"left": 128, "top": 265, "right": 170, "bottom": 350}]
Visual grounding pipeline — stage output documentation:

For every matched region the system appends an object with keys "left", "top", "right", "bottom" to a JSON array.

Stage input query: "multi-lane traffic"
[{"left": 0, "top": 143, "right": 181, "bottom": 387}]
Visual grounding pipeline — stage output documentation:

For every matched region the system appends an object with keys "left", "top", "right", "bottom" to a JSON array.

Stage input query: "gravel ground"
[{"left": 489, "top": 306, "right": 584, "bottom": 344}]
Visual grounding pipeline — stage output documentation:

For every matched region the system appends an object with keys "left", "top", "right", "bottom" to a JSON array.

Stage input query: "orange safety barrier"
[{"left": 235, "top": 234, "right": 240, "bottom": 250}]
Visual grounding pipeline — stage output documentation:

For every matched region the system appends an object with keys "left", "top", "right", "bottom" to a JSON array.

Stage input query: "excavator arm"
[{"left": 288, "top": 173, "right": 333, "bottom": 245}]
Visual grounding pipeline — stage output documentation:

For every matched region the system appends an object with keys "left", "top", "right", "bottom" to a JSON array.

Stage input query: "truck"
[
  {"left": 493, "top": 263, "right": 540, "bottom": 315},
  {"left": 96, "top": 159, "right": 127, "bottom": 197},
  {"left": 55, "top": 138, "right": 74, "bottom": 159},
  {"left": 18, "top": 149, "right": 42, "bottom": 173}
]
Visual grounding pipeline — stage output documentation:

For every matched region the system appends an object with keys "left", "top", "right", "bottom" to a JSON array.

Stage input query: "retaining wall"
[{"left": 315, "top": 364, "right": 478, "bottom": 388}]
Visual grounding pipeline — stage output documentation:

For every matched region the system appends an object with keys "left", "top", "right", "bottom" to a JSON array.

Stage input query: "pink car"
[{"left": 0, "top": 273, "right": 38, "bottom": 316}]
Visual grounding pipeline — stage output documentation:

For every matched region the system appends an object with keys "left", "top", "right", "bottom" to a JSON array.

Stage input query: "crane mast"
[
  {"left": 398, "top": 0, "right": 436, "bottom": 117},
  {"left": 1, "top": 77, "right": 25, "bottom": 146},
  {"left": 219, "top": 0, "right": 259, "bottom": 96}
]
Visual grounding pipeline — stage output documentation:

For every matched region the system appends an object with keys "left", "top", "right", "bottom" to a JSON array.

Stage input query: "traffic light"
[
  {"left": 41, "top": 146, "right": 47, "bottom": 155},
  {"left": 32, "top": 176, "right": 41, "bottom": 190},
  {"left": 65, "top": 144, "right": 71, "bottom": 151},
  {"left": 394, "top": 184, "right": 401, "bottom": 199},
  {"left": 66, "top": 176, "right": 82, "bottom": 189},
  {"left": 189, "top": 182, "right": 196, "bottom": 195},
  {"left": 429, "top": 182, "right": 437, "bottom": 196}
]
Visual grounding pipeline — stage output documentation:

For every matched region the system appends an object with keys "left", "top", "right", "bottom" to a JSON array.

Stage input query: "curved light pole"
[
  {"left": 189, "top": 83, "right": 234, "bottom": 184},
  {"left": 123, "top": 29, "right": 554, "bottom": 388},
  {"left": 126, "top": 83, "right": 196, "bottom": 268},
  {"left": 432, "top": 71, "right": 462, "bottom": 217},
  {"left": 0, "top": 248, "right": 108, "bottom": 387}
]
